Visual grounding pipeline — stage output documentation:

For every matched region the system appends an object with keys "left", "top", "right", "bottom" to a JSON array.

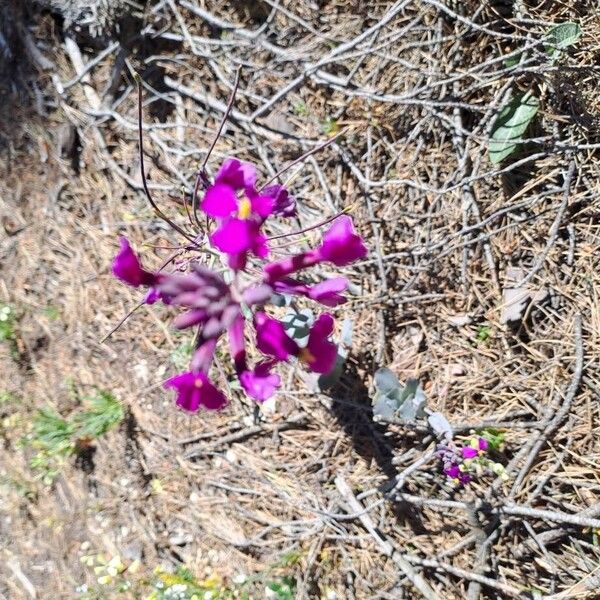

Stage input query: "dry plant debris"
[{"left": 1, "top": 1, "right": 600, "bottom": 598}]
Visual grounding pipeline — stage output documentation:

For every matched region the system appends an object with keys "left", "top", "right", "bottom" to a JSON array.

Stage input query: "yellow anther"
[
  {"left": 238, "top": 198, "right": 252, "bottom": 219},
  {"left": 194, "top": 378, "right": 203, "bottom": 388}
]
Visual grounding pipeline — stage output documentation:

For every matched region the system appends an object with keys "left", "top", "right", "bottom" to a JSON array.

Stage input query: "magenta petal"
[
  {"left": 164, "top": 371, "right": 227, "bottom": 412},
  {"left": 216, "top": 158, "right": 257, "bottom": 190},
  {"left": 112, "top": 237, "right": 157, "bottom": 287},
  {"left": 202, "top": 183, "right": 238, "bottom": 218},
  {"left": 248, "top": 191, "right": 275, "bottom": 219},
  {"left": 310, "top": 313, "right": 335, "bottom": 338},
  {"left": 479, "top": 437, "right": 489, "bottom": 452},
  {"left": 240, "top": 362, "right": 280, "bottom": 402},
  {"left": 228, "top": 252, "right": 247, "bottom": 271},
  {"left": 273, "top": 278, "right": 309, "bottom": 297},
  {"left": 211, "top": 219, "right": 253, "bottom": 254},
  {"left": 252, "top": 231, "right": 269, "bottom": 259},
  {"left": 302, "top": 314, "right": 337, "bottom": 373},
  {"left": 147, "top": 286, "right": 176, "bottom": 306},
  {"left": 303, "top": 314, "right": 337, "bottom": 373},
  {"left": 264, "top": 252, "right": 320, "bottom": 282},
  {"left": 228, "top": 314, "right": 246, "bottom": 373},
  {"left": 318, "top": 216, "right": 368, "bottom": 266},
  {"left": 262, "top": 185, "right": 296, "bottom": 217},
  {"left": 172, "top": 309, "right": 208, "bottom": 329},
  {"left": 444, "top": 464, "right": 461, "bottom": 478},
  {"left": 462, "top": 447, "right": 478, "bottom": 459},
  {"left": 145, "top": 288, "right": 160, "bottom": 304},
  {"left": 190, "top": 338, "right": 217, "bottom": 374},
  {"left": 307, "top": 277, "right": 348, "bottom": 306},
  {"left": 254, "top": 312, "right": 298, "bottom": 360},
  {"left": 242, "top": 284, "right": 273, "bottom": 306}
]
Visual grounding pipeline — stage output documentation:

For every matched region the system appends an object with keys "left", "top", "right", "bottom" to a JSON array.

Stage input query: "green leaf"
[
  {"left": 489, "top": 93, "right": 539, "bottom": 164},
  {"left": 503, "top": 52, "right": 521, "bottom": 68},
  {"left": 479, "top": 428, "right": 505, "bottom": 451},
  {"left": 31, "top": 408, "right": 76, "bottom": 455},
  {"left": 76, "top": 391, "right": 124, "bottom": 439},
  {"left": 545, "top": 22, "right": 581, "bottom": 56}
]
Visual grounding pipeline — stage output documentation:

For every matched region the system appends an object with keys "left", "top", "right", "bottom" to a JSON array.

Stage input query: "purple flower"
[
  {"left": 443, "top": 464, "right": 461, "bottom": 479},
  {"left": 254, "top": 312, "right": 337, "bottom": 374},
  {"left": 462, "top": 437, "right": 488, "bottom": 459},
  {"left": 210, "top": 218, "right": 268, "bottom": 259},
  {"left": 158, "top": 265, "right": 240, "bottom": 338},
  {"left": 261, "top": 185, "right": 296, "bottom": 217},
  {"left": 214, "top": 158, "right": 257, "bottom": 191},
  {"left": 443, "top": 463, "right": 471, "bottom": 485},
  {"left": 263, "top": 216, "right": 366, "bottom": 282},
  {"left": 300, "top": 313, "right": 337, "bottom": 373},
  {"left": 112, "top": 238, "right": 158, "bottom": 287},
  {"left": 254, "top": 311, "right": 298, "bottom": 360},
  {"left": 164, "top": 371, "right": 227, "bottom": 411},
  {"left": 273, "top": 277, "right": 348, "bottom": 307},
  {"left": 202, "top": 158, "right": 274, "bottom": 227},
  {"left": 240, "top": 361, "right": 281, "bottom": 402},
  {"left": 317, "top": 216, "right": 368, "bottom": 266},
  {"left": 111, "top": 158, "right": 367, "bottom": 410},
  {"left": 228, "top": 314, "right": 281, "bottom": 402}
]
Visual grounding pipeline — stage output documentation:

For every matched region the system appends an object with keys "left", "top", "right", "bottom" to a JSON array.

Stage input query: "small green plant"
[
  {"left": 0, "top": 304, "right": 19, "bottom": 360},
  {"left": 479, "top": 428, "right": 505, "bottom": 452},
  {"left": 476, "top": 325, "right": 492, "bottom": 343},
  {"left": 24, "top": 390, "right": 124, "bottom": 484},
  {"left": 265, "top": 577, "right": 296, "bottom": 600},
  {"left": 28, "top": 408, "right": 76, "bottom": 484},
  {"left": 0, "top": 390, "right": 16, "bottom": 405},
  {"left": 0, "top": 304, "right": 15, "bottom": 341},
  {"left": 321, "top": 116, "right": 339, "bottom": 136},
  {"left": 545, "top": 22, "right": 581, "bottom": 58},
  {"left": 43, "top": 305, "right": 61, "bottom": 321},
  {"left": 75, "top": 391, "right": 124, "bottom": 439},
  {"left": 491, "top": 22, "right": 581, "bottom": 163},
  {"left": 170, "top": 339, "right": 194, "bottom": 372},
  {"left": 148, "top": 566, "right": 225, "bottom": 599},
  {"left": 293, "top": 101, "right": 308, "bottom": 117}
]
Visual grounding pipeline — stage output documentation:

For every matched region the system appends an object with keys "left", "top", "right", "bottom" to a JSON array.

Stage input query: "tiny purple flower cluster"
[
  {"left": 437, "top": 437, "right": 489, "bottom": 486},
  {"left": 437, "top": 436, "right": 508, "bottom": 486},
  {"left": 112, "top": 158, "right": 367, "bottom": 412}
]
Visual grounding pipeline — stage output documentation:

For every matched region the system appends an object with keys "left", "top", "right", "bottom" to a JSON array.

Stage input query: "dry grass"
[{"left": 1, "top": 1, "right": 600, "bottom": 598}]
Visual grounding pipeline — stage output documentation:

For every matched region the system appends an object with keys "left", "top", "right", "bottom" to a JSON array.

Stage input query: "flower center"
[
  {"left": 298, "top": 348, "right": 315, "bottom": 364},
  {"left": 238, "top": 198, "right": 252, "bottom": 219},
  {"left": 194, "top": 377, "right": 204, "bottom": 388}
]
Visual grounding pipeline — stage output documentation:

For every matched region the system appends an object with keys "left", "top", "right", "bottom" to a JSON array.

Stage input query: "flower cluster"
[
  {"left": 438, "top": 436, "right": 507, "bottom": 485},
  {"left": 112, "top": 158, "right": 367, "bottom": 411}
]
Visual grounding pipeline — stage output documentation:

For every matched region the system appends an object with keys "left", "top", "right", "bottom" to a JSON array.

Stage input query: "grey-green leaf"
[
  {"left": 282, "top": 308, "right": 314, "bottom": 344},
  {"left": 372, "top": 392, "right": 400, "bottom": 420},
  {"left": 397, "top": 378, "right": 427, "bottom": 421},
  {"left": 489, "top": 93, "right": 539, "bottom": 164},
  {"left": 374, "top": 367, "right": 401, "bottom": 396},
  {"left": 545, "top": 22, "right": 581, "bottom": 55}
]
